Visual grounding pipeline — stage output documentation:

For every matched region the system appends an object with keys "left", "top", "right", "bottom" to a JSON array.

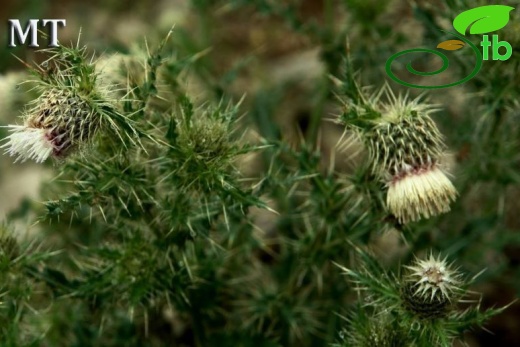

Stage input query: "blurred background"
[{"left": 0, "top": 0, "right": 519, "bottom": 346}]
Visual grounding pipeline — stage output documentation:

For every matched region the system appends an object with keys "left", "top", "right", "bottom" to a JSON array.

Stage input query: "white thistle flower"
[
  {"left": 1, "top": 125, "right": 54, "bottom": 163},
  {"left": 404, "top": 253, "right": 460, "bottom": 302},
  {"left": 386, "top": 162, "right": 457, "bottom": 224}
]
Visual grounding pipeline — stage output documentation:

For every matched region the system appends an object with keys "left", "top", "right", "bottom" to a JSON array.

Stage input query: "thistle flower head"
[
  {"left": 358, "top": 88, "right": 458, "bottom": 223},
  {"left": 2, "top": 40, "right": 140, "bottom": 164},
  {"left": 401, "top": 253, "right": 461, "bottom": 318},
  {"left": 2, "top": 88, "right": 99, "bottom": 163}
]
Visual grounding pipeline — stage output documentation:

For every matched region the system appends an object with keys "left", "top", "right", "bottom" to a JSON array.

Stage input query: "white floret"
[{"left": 1, "top": 125, "right": 54, "bottom": 163}]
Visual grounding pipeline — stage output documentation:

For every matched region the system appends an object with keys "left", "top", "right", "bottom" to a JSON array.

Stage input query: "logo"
[
  {"left": 8, "top": 19, "right": 66, "bottom": 48},
  {"left": 385, "top": 5, "right": 514, "bottom": 89}
]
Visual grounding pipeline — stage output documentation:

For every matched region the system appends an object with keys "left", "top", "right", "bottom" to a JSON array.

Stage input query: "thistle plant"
[{"left": 0, "top": 0, "right": 518, "bottom": 345}]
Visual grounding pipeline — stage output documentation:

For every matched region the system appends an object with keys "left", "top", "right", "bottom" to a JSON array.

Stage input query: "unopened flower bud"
[{"left": 401, "top": 253, "right": 461, "bottom": 319}]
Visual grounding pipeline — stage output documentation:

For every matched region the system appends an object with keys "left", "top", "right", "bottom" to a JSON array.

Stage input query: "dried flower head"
[
  {"left": 365, "top": 89, "right": 458, "bottom": 223},
  {"left": 401, "top": 253, "right": 461, "bottom": 319}
]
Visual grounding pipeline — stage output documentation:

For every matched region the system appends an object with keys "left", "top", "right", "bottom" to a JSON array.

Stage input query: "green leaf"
[{"left": 453, "top": 5, "right": 515, "bottom": 35}]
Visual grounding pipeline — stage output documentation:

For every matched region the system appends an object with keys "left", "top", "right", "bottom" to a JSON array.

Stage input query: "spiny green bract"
[
  {"left": 367, "top": 113, "right": 445, "bottom": 177},
  {"left": 401, "top": 282, "right": 451, "bottom": 320},
  {"left": 339, "top": 85, "right": 446, "bottom": 178}
]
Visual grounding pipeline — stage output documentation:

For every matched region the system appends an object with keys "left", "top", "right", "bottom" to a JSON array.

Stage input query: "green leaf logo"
[{"left": 453, "top": 5, "right": 515, "bottom": 35}]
